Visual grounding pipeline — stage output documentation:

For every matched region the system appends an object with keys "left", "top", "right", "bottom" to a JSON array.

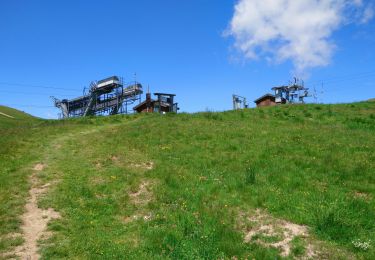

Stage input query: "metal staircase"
[{"left": 83, "top": 81, "right": 98, "bottom": 116}]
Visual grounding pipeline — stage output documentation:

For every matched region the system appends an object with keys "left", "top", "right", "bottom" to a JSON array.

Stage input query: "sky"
[{"left": 0, "top": 0, "right": 374, "bottom": 118}]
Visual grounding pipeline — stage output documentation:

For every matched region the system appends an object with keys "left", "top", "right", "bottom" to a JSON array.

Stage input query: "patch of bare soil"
[
  {"left": 33, "top": 163, "right": 45, "bottom": 171},
  {"left": 130, "top": 161, "right": 154, "bottom": 170},
  {"left": 11, "top": 163, "right": 60, "bottom": 260},
  {"left": 122, "top": 213, "right": 153, "bottom": 224},
  {"left": 90, "top": 175, "right": 106, "bottom": 185},
  {"left": 111, "top": 155, "right": 119, "bottom": 162},
  {"left": 129, "top": 181, "right": 153, "bottom": 206},
  {"left": 122, "top": 181, "right": 154, "bottom": 224},
  {"left": 53, "top": 143, "right": 62, "bottom": 150},
  {"left": 239, "top": 209, "right": 318, "bottom": 258},
  {"left": 353, "top": 191, "right": 372, "bottom": 201}
]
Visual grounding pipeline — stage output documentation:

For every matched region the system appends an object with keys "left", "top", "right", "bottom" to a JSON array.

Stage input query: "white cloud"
[
  {"left": 361, "top": 4, "right": 374, "bottom": 23},
  {"left": 227, "top": 0, "right": 374, "bottom": 75}
]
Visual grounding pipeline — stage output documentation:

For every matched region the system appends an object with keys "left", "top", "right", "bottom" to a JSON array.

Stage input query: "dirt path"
[
  {"left": 0, "top": 112, "right": 14, "bottom": 119},
  {"left": 5, "top": 123, "right": 133, "bottom": 259},
  {"left": 13, "top": 163, "right": 60, "bottom": 260}
]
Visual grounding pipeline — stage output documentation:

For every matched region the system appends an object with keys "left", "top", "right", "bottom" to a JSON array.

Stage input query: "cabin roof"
[
  {"left": 133, "top": 99, "right": 156, "bottom": 110},
  {"left": 154, "top": 93, "right": 176, "bottom": 97},
  {"left": 254, "top": 93, "right": 275, "bottom": 103}
]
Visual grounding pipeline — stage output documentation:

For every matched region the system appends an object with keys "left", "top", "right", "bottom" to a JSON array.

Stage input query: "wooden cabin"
[
  {"left": 254, "top": 93, "right": 282, "bottom": 107},
  {"left": 133, "top": 93, "right": 178, "bottom": 114}
]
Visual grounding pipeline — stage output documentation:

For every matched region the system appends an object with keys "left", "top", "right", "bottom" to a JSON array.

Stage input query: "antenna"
[{"left": 313, "top": 86, "right": 318, "bottom": 103}]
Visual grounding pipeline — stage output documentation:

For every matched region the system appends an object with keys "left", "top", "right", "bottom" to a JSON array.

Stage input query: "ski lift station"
[
  {"left": 52, "top": 76, "right": 178, "bottom": 118},
  {"left": 254, "top": 78, "right": 311, "bottom": 107}
]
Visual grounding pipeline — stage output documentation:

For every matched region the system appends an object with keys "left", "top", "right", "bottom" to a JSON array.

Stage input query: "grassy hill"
[
  {"left": 0, "top": 105, "right": 34, "bottom": 119},
  {"left": 0, "top": 105, "right": 38, "bottom": 128},
  {"left": 0, "top": 102, "right": 374, "bottom": 259}
]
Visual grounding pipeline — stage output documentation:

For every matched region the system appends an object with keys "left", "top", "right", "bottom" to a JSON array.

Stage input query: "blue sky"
[{"left": 0, "top": 0, "right": 374, "bottom": 118}]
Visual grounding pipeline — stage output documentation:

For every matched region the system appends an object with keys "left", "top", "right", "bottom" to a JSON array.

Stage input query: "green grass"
[
  {"left": 291, "top": 237, "right": 306, "bottom": 257},
  {"left": 1, "top": 102, "right": 374, "bottom": 259},
  {"left": 0, "top": 106, "right": 41, "bottom": 251}
]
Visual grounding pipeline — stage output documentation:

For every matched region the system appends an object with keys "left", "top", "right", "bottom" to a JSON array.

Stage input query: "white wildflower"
[{"left": 352, "top": 239, "right": 371, "bottom": 251}]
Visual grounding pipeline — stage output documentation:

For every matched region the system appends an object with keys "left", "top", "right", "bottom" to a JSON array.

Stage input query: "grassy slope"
[
  {"left": 0, "top": 105, "right": 34, "bottom": 118},
  {"left": 1, "top": 103, "right": 374, "bottom": 259},
  {"left": 0, "top": 107, "right": 40, "bottom": 252},
  {"left": 0, "top": 110, "right": 120, "bottom": 254},
  {"left": 0, "top": 105, "right": 37, "bottom": 127}
]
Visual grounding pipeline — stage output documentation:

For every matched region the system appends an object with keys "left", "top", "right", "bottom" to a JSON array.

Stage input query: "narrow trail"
[
  {"left": 8, "top": 123, "right": 125, "bottom": 259},
  {"left": 13, "top": 163, "right": 60, "bottom": 260},
  {"left": 0, "top": 112, "right": 14, "bottom": 119}
]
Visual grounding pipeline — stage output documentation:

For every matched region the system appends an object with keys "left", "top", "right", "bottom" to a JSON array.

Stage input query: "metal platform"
[
  {"left": 272, "top": 78, "right": 310, "bottom": 104},
  {"left": 52, "top": 76, "right": 143, "bottom": 118}
]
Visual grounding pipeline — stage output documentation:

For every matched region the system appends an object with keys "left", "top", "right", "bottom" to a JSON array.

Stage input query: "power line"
[
  {"left": 0, "top": 103, "right": 55, "bottom": 108},
  {"left": 0, "top": 82, "right": 80, "bottom": 92},
  {"left": 306, "top": 72, "right": 375, "bottom": 91},
  {"left": 0, "top": 77, "right": 140, "bottom": 92},
  {"left": 0, "top": 90, "right": 78, "bottom": 97},
  {"left": 306, "top": 69, "right": 375, "bottom": 86}
]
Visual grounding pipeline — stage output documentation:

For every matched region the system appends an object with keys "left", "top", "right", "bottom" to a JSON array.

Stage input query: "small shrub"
[{"left": 245, "top": 167, "right": 256, "bottom": 185}]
